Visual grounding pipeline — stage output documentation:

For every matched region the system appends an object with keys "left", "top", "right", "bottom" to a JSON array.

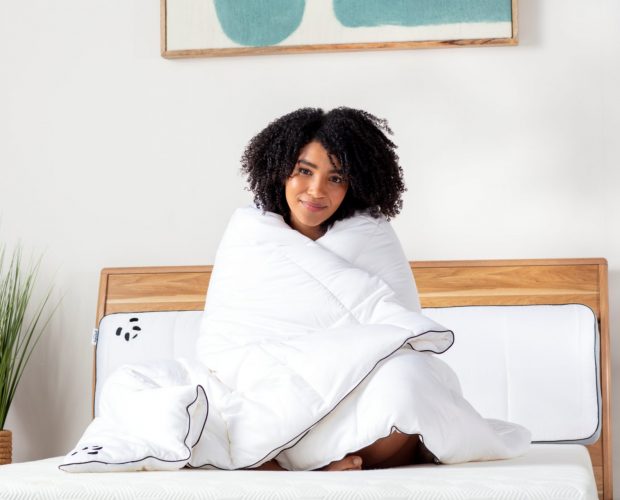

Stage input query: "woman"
[
  {"left": 193, "top": 106, "right": 529, "bottom": 473},
  {"left": 238, "top": 107, "right": 430, "bottom": 470}
]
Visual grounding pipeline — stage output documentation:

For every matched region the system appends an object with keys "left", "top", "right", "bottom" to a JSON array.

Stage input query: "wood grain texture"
[
  {"left": 512, "top": 0, "right": 519, "bottom": 41},
  {"left": 93, "top": 258, "right": 610, "bottom": 499},
  {"left": 160, "top": 0, "right": 167, "bottom": 56},
  {"left": 97, "top": 267, "right": 213, "bottom": 323},
  {"left": 412, "top": 262, "right": 601, "bottom": 314},
  {"left": 162, "top": 38, "right": 518, "bottom": 59},
  {"left": 589, "top": 439, "right": 603, "bottom": 467},
  {"left": 92, "top": 269, "right": 110, "bottom": 417},
  {"left": 599, "top": 262, "right": 612, "bottom": 499},
  {"left": 160, "top": 0, "right": 518, "bottom": 59}
]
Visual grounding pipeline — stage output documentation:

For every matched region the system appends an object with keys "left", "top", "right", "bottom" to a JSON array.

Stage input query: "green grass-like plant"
[{"left": 0, "top": 245, "right": 54, "bottom": 430}]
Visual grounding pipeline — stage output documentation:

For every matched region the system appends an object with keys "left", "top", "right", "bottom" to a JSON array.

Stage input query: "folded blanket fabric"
[{"left": 61, "top": 207, "right": 530, "bottom": 472}]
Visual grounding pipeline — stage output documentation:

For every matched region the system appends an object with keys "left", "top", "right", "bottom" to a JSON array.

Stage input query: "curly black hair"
[{"left": 240, "top": 107, "right": 406, "bottom": 229}]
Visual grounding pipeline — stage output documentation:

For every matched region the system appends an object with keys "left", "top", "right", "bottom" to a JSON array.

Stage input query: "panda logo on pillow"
[{"left": 115, "top": 317, "right": 141, "bottom": 342}]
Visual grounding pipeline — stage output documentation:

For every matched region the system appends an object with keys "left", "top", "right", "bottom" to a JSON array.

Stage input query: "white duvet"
[{"left": 61, "top": 207, "right": 530, "bottom": 472}]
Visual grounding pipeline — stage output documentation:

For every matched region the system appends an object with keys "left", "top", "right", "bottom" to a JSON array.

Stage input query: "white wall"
[{"left": 1, "top": 0, "right": 619, "bottom": 489}]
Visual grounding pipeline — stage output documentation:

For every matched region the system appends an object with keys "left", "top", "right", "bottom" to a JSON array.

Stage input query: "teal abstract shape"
[
  {"left": 214, "top": 0, "right": 305, "bottom": 47},
  {"left": 333, "top": 0, "right": 511, "bottom": 27}
]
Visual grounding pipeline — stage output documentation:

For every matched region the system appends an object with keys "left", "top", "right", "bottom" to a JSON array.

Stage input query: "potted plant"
[{"left": 0, "top": 245, "right": 53, "bottom": 465}]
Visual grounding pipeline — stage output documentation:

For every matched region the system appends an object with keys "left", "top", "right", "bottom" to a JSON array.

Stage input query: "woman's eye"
[
  {"left": 330, "top": 176, "right": 344, "bottom": 184},
  {"left": 298, "top": 167, "right": 311, "bottom": 175}
]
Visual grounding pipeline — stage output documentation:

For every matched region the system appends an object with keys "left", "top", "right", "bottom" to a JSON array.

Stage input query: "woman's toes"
[
  {"left": 323, "top": 455, "right": 363, "bottom": 471},
  {"left": 348, "top": 455, "right": 363, "bottom": 470}
]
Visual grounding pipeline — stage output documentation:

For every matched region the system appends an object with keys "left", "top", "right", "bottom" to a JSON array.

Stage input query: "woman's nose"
[{"left": 307, "top": 176, "right": 326, "bottom": 197}]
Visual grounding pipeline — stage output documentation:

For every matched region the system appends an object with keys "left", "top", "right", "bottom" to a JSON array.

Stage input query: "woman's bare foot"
[
  {"left": 254, "top": 459, "right": 286, "bottom": 470},
  {"left": 319, "top": 455, "right": 363, "bottom": 471},
  {"left": 359, "top": 432, "right": 422, "bottom": 468},
  {"left": 253, "top": 455, "right": 364, "bottom": 471}
]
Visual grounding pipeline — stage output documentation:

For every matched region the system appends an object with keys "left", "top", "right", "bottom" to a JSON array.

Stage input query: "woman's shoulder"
[
  {"left": 329, "top": 210, "right": 390, "bottom": 236},
  {"left": 320, "top": 211, "right": 396, "bottom": 260},
  {"left": 217, "top": 205, "right": 290, "bottom": 248}
]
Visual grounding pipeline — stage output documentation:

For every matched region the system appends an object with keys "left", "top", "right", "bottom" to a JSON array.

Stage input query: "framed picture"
[{"left": 161, "top": 0, "right": 518, "bottom": 59}]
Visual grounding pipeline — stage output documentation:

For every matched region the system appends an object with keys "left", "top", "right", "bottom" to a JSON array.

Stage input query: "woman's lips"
[{"left": 301, "top": 200, "right": 327, "bottom": 212}]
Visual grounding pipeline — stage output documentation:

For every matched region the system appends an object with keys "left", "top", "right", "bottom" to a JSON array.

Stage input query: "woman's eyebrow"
[
  {"left": 297, "top": 159, "right": 342, "bottom": 173},
  {"left": 297, "top": 159, "right": 317, "bottom": 169}
]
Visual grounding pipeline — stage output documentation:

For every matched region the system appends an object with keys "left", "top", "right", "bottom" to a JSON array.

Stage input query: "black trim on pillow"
[{"left": 59, "top": 384, "right": 209, "bottom": 471}]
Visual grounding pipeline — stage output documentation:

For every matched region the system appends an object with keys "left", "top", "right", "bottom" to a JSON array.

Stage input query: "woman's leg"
[
  {"left": 356, "top": 431, "right": 415, "bottom": 469},
  {"left": 355, "top": 431, "right": 433, "bottom": 469},
  {"left": 316, "top": 431, "right": 429, "bottom": 471},
  {"left": 255, "top": 431, "right": 430, "bottom": 471},
  {"left": 254, "top": 456, "right": 362, "bottom": 471}
]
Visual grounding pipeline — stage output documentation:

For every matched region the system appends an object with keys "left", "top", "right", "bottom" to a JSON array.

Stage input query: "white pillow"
[{"left": 424, "top": 304, "right": 600, "bottom": 444}]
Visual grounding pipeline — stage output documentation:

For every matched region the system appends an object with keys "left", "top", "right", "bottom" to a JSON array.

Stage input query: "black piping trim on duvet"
[
  {"left": 424, "top": 303, "right": 602, "bottom": 445},
  {"left": 189, "top": 328, "right": 455, "bottom": 470}
]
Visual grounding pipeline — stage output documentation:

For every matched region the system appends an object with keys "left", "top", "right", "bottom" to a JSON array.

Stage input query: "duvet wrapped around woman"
[
  {"left": 61, "top": 107, "right": 530, "bottom": 473},
  {"left": 195, "top": 107, "right": 530, "bottom": 471}
]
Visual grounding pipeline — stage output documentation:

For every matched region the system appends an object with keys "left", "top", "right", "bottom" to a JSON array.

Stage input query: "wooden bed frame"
[{"left": 94, "top": 258, "right": 611, "bottom": 500}]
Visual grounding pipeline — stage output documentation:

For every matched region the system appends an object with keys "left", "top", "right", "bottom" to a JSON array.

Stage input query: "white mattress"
[{"left": 0, "top": 444, "right": 597, "bottom": 499}]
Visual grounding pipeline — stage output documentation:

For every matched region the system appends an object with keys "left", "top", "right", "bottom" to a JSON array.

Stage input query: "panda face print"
[
  {"left": 70, "top": 445, "right": 103, "bottom": 457},
  {"left": 115, "top": 316, "right": 141, "bottom": 342}
]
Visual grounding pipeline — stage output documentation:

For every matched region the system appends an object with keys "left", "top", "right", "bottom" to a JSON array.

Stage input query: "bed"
[{"left": 0, "top": 258, "right": 611, "bottom": 499}]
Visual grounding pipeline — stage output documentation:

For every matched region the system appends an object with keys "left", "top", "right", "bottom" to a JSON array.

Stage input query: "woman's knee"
[{"left": 356, "top": 431, "right": 417, "bottom": 468}]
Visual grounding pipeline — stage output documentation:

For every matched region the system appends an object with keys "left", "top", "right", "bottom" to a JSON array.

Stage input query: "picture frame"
[{"left": 161, "top": 0, "right": 518, "bottom": 59}]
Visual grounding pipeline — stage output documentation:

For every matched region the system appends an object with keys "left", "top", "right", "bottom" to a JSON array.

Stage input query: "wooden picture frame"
[{"left": 161, "top": 0, "right": 519, "bottom": 59}]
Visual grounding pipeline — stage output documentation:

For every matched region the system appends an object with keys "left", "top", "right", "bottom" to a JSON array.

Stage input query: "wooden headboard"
[{"left": 94, "top": 258, "right": 611, "bottom": 500}]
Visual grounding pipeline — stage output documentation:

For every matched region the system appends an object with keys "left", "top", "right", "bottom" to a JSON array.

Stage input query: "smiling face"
[{"left": 284, "top": 141, "right": 348, "bottom": 240}]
